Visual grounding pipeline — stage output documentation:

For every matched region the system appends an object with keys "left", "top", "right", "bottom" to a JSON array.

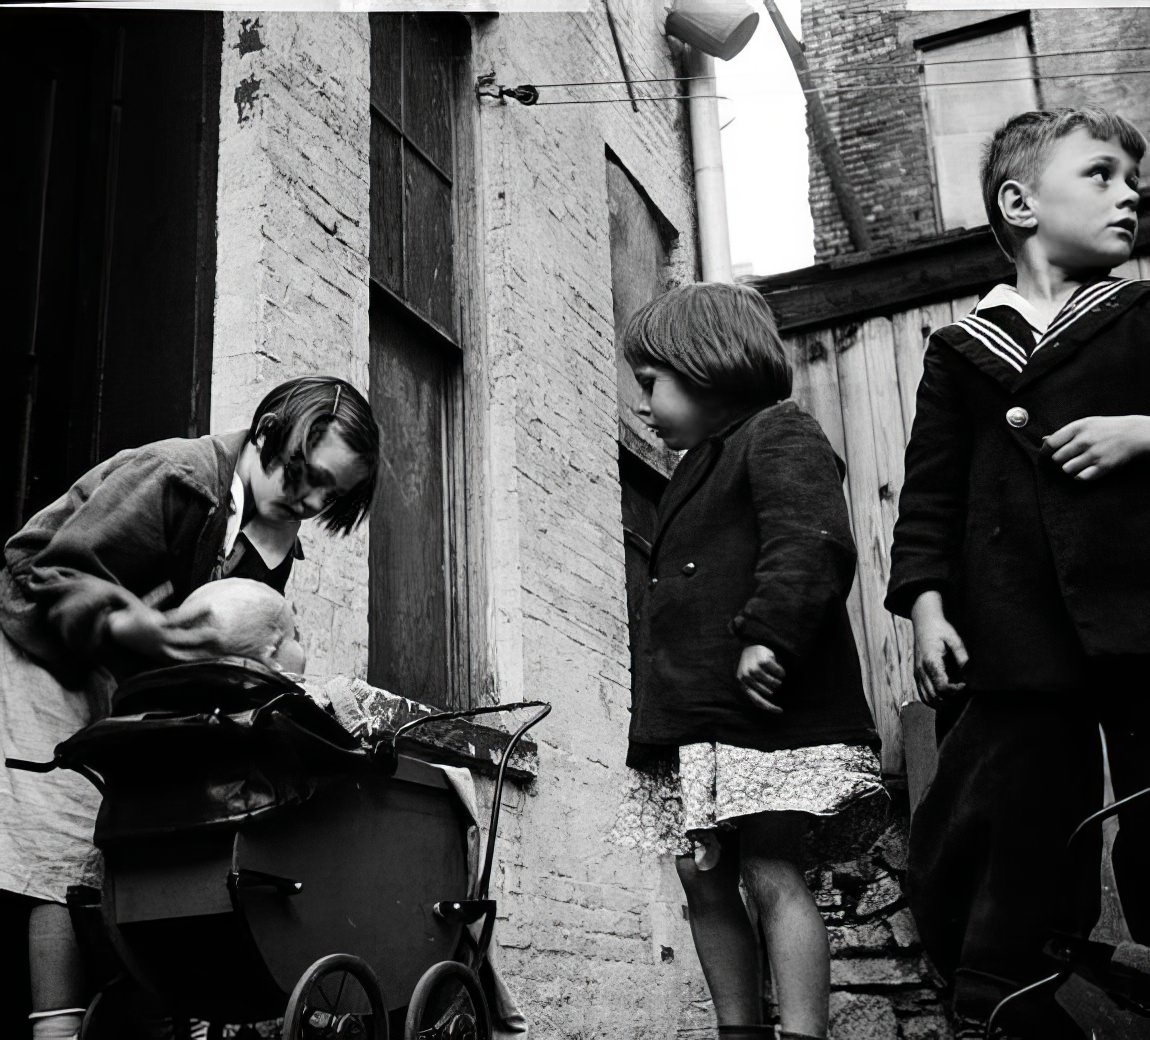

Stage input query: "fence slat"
[
  {"left": 834, "top": 321, "right": 908, "bottom": 777},
  {"left": 788, "top": 332, "right": 874, "bottom": 711},
  {"left": 862, "top": 317, "right": 917, "bottom": 776}
]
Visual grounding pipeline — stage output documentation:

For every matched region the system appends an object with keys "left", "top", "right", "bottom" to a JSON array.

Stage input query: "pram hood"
[{"left": 54, "top": 658, "right": 366, "bottom": 846}]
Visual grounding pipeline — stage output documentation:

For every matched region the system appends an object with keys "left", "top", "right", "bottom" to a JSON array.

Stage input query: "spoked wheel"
[
  {"left": 404, "top": 962, "right": 491, "bottom": 1040},
  {"left": 283, "top": 954, "right": 388, "bottom": 1040}
]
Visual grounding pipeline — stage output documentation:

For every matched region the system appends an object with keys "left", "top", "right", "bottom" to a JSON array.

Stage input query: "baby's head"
[
  {"left": 622, "top": 283, "right": 791, "bottom": 449},
  {"left": 981, "top": 106, "right": 1145, "bottom": 265}
]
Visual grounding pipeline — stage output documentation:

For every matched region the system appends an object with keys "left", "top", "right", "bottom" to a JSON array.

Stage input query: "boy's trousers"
[{"left": 907, "top": 678, "right": 1150, "bottom": 1034}]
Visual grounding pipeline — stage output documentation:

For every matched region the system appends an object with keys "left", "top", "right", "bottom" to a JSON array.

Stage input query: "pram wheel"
[
  {"left": 404, "top": 962, "right": 491, "bottom": 1040},
  {"left": 283, "top": 954, "right": 388, "bottom": 1040}
]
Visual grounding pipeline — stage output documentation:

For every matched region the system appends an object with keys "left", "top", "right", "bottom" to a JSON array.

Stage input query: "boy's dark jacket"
[
  {"left": 628, "top": 400, "right": 876, "bottom": 766},
  {"left": 887, "top": 279, "right": 1150, "bottom": 691}
]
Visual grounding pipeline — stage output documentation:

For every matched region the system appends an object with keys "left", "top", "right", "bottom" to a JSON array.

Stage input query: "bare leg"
[
  {"left": 676, "top": 848, "right": 762, "bottom": 1026},
  {"left": 739, "top": 813, "right": 828, "bottom": 1039},
  {"left": 28, "top": 902, "right": 86, "bottom": 1038}
]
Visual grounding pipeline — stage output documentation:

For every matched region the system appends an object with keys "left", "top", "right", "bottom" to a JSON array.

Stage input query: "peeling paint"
[
  {"left": 234, "top": 18, "right": 266, "bottom": 57},
  {"left": 234, "top": 76, "right": 262, "bottom": 123}
]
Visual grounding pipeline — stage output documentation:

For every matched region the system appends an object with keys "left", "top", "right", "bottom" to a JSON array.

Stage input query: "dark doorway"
[
  {"left": 2, "top": 9, "right": 222, "bottom": 545},
  {"left": 0, "top": 11, "right": 223, "bottom": 1037}
]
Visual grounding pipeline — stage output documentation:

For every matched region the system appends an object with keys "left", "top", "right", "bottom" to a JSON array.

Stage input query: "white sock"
[{"left": 29, "top": 1008, "right": 84, "bottom": 1040}]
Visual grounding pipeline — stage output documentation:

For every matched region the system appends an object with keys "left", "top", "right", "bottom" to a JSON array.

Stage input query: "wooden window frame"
[
  {"left": 915, "top": 12, "right": 1039, "bottom": 234},
  {"left": 367, "top": 13, "right": 481, "bottom": 713}
]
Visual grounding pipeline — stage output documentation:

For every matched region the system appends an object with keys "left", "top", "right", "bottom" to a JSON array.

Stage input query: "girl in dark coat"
[
  {"left": 608, "top": 283, "right": 878, "bottom": 1040},
  {"left": 0, "top": 376, "right": 379, "bottom": 1040}
]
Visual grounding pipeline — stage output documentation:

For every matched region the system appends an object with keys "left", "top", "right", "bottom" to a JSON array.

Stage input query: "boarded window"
[
  {"left": 919, "top": 17, "right": 1038, "bottom": 231},
  {"left": 368, "top": 13, "right": 469, "bottom": 708},
  {"left": 606, "top": 153, "right": 679, "bottom": 665}
]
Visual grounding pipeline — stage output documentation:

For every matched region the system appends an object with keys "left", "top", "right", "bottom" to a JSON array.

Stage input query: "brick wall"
[
  {"left": 210, "top": 6, "right": 711, "bottom": 1037},
  {"left": 801, "top": 1, "right": 1150, "bottom": 260},
  {"left": 213, "top": 13, "right": 372, "bottom": 677},
  {"left": 469, "top": 6, "right": 707, "bottom": 1034}
]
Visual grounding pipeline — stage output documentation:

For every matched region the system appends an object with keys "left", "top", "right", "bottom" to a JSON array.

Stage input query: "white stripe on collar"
[{"left": 958, "top": 279, "right": 1133, "bottom": 367}]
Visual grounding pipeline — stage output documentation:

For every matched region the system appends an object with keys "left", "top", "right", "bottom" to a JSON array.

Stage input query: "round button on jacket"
[
  {"left": 1005, "top": 406, "right": 1029, "bottom": 429},
  {"left": 682, "top": 562, "right": 697, "bottom": 576}
]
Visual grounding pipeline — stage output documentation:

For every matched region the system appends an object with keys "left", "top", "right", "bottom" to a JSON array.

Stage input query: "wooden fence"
[{"left": 779, "top": 254, "right": 1150, "bottom": 779}]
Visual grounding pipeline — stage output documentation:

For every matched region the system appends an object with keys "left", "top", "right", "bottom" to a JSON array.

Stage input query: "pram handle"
[
  {"left": 373, "top": 699, "right": 551, "bottom": 961},
  {"left": 6, "top": 754, "right": 108, "bottom": 795},
  {"left": 1067, "top": 783, "right": 1150, "bottom": 848}
]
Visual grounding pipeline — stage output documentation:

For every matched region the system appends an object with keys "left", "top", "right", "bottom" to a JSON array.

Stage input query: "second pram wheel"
[
  {"left": 404, "top": 961, "right": 491, "bottom": 1040},
  {"left": 283, "top": 954, "right": 388, "bottom": 1040}
]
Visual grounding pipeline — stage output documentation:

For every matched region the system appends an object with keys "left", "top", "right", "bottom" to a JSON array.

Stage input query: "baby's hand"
[
  {"left": 1045, "top": 415, "right": 1150, "bottom": 480},
  {"left": 736, "top": 644, "right": 786, "bottom": 715}
]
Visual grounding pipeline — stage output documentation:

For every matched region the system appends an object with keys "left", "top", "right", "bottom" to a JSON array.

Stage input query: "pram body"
[{"left": 15, "top": 659, "right": 547, "bottom": 1039}]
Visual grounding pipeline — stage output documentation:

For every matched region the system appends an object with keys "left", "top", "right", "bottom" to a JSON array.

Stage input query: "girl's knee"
[
  {"left": 740, "top": 854, "right": 810, "bottom": 909},
  {"left": 675, "top": 853, "right": 740, "bottom": 910}
]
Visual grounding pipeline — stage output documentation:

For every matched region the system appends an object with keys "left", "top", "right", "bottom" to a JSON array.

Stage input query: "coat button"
[
  {"left": 681, "top": 562, "right": 696, "bottom": 576},
  {"left": 648, "top": 577, "right": 659, "bottom": 588},
  {"left": 1006, "top": 406, "right": 1029, "bottom": 428}
]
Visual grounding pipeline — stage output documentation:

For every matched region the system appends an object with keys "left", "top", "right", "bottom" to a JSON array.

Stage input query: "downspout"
[{"left": 686, "top": 47, "right": 735, "bottom": 284}]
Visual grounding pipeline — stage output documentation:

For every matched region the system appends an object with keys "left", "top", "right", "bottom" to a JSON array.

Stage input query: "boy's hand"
[
  {"left": 910, "top": 591, "right": 968, "bottom": 707},
  {"left": 1045, "top": 415, "right": 1150, "bottom": 480},
  {"left": 736, "top": 644, "right": 786, "bottom": 714}
]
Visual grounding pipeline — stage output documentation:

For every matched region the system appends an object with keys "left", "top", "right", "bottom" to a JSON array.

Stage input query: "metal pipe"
[{"left": 685, "top": 48, "right": 735, "bottom": 283}]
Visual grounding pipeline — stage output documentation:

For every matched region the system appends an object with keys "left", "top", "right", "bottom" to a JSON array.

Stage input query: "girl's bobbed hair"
[
  {"left": 622, "top": 282, "right": 792, "bottom": 405},
  {"left": 247, "top": 375, "right": 380, "bottom": 536}
]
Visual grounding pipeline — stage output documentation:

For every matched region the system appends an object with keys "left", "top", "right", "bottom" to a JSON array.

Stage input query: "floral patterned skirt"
[{"left": 607, "top": 741, "right": 883, "bottom": 862}]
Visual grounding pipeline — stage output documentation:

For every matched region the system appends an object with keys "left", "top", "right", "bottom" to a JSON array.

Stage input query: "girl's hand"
[
  {"left": 736, "top": 644, "right": 786, "bottom": 714},
  {"left": 910, "top": 592, "right": 968, "bottom": 707},
  {"left": 1045, "top": 415, "right": 1150, "bottom": 480},
  {"left": 105, "top": 599, "right": 173, "bottom": 659}
]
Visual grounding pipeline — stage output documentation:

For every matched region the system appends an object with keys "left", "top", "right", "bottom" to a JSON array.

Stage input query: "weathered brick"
[{"left": 802, "top": 1, "right": 1150, "bottom": 260}]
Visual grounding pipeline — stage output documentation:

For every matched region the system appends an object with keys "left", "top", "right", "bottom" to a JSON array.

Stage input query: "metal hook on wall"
[{"left": 475, "top": 71, "right": 539, "bottom": 106}]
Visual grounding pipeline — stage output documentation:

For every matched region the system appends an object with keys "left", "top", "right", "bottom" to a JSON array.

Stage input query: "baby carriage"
[
  {"left": 986, "top": 785, "right": 1150, "bottom": 1040},
  {"left": 9, "top": 658, "right": 549, "bottom": 1040}
]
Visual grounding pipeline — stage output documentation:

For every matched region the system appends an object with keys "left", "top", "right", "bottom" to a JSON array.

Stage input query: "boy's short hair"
[
  {"left": 981, "top": 105, "right": 1147, "bottom": 257},
  {"left": 247, "top": 375, "right": 380, "bottom": 535},
  {"left": 622, "top": 282, "right": 792, "bottom": 405}
]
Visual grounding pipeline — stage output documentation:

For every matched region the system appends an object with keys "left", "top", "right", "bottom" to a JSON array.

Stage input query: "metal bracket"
[
  {"left": 475, "top": 71, "right": 539, "bottom": 106},
  {"left": 228, "top": 868, "right": 303, "bottom": 897},
  {"left": 434, "top": 899, "right": 496, "bottom": 925}
]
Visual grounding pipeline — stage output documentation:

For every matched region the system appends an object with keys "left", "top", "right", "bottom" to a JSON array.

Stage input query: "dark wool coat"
[
  {"left": 628, "top": 401, "right": 875, "bottom": 765},
  {"left": 886, "top": 278, "right": 1150, "bottom": 692}
]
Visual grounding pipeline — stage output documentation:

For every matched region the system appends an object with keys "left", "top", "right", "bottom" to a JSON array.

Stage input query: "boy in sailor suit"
[{"left": 887, "top": 107, "right": 1150, "bottom": 1038}]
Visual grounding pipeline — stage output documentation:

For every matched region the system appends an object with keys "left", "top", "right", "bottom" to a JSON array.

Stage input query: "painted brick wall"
[
  {"left": 468, "top": 6, "right": 708, "bottom": 1035},
  {"left": 801, "top": 1, "right": 1150, "bottom": 261},
  {"left": 213, "top": 13, "right": 372, "bottom": 677},
  {"left": 210, "top": 6, "right": 711, "bottom": 1037}
]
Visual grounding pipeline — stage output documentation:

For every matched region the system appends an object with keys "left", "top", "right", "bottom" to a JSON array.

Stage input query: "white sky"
[{"left": 715, "top": 0, "right": 814, "bottom": 277}]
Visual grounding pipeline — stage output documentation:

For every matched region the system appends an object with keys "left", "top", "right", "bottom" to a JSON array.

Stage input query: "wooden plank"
[
  {"left": 405, "top": 155, "right": 456, "bottom": 336},
  {"left": 749, "top": 214, "right": 1150, "bottom": 335},
  {"left": 786, "top": 330, "right": 874, "bottom": 717},
  {"left": 370, "top": 116, "right": 404, "bottom": 296},
  {"left": 750, "top": 228, "right": 1014, "bottom": 334},
  {"left": 891, "top": 302, "right": 949, "bottom": 438},
  {"left": 950, "top": 293, "right": 980, "bottom": 321},
  {"left": 369, "top": 299, "right": 452, "bottom": 708},
  {"left": 834, "top": 321, "right": 909, "bottom": 778},
  {"left": 403, "top": 13, "right": 458, "bottom": 174},
  {"left": 861, "top": 316, "right": 916, "bottom": 776}
]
